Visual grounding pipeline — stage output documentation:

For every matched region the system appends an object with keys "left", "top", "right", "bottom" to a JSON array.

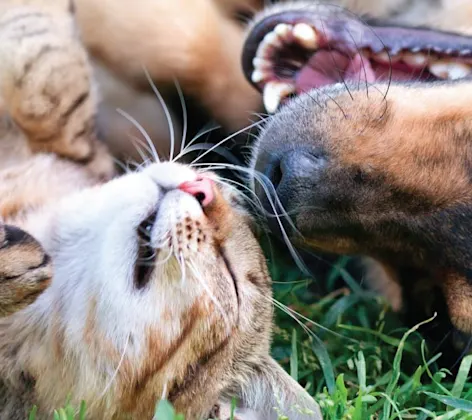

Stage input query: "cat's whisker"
[
  {"left": 161, "top": 381, "right": 168, "bottom": 401},
  {"left": 113, "top": 158, "right": 131, "bottom": 174},
  {"left": 266, "top": 295, "right": 326, "bottom": 345},
  {"left": 156, "top": 244, "right": 174, "bottom": 266},
  {"left": 178, "top": 251, "right": 187, "bottom": 285},
  {"left": 184, "top": 143, "right": 243, "bottom": 166},
  {"left": 212, "top": 177, "right": 266, "bottom": 216},
  {"left": 194, "top": 162, "right": 303, "bottom": 233},
  {"left": 251, "top": 173, "right": 311, "bottom": 276},
  {"left": 187, "top": 161, "right": 309, "bottom": 274},
  {"left": 179, "top": 119, "right": 267, "bottom": 165},
  {"left": 98, "top": 333, "right": 130, "bottom": 400},
  {"left": 189, "top": 162, "right": 293, "bottom": 219},
  {"left": 138, "top": 250, "right": 157, "bottom": 262},
  {"left": 143, "top": 67, "right": 175, "bottom": 161},
  {"left": 267, "top": 295, "right": 358, "bottom": 342},
  {"left": 116, "top": 108, "right": 160, "bottom": 163},
  {"left": 173, "top": 77, "right": 188, "bottom": 155},
  {"left": 129, "top": 134, "right": 155, "bottom": 163},
  {"left": 173, "top": 122, "right": 222, "bottom": 162},
  {"left": 192, "top": 162, "right": 265, "bottom": 208}
]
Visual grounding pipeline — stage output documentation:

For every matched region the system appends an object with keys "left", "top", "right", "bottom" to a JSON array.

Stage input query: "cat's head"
[{"left": 1, "top": 161, "right": 320, "bottom": 420}]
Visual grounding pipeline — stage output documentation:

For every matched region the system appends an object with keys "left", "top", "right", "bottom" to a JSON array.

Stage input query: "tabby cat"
[{"left": 0, "top": 1, "right": 320, "bottom": 419}]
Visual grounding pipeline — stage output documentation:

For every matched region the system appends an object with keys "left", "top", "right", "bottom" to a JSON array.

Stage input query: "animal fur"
[
  {"left": 246, "top": 1, "right": 472, "bottom": 359},
  {"left": 0, "top": 1, "right": 320, "bottom": 419}
]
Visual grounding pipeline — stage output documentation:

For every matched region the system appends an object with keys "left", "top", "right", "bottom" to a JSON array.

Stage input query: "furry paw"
[{"left": 0, "top": 224, "right": 51, "bottom": 316}]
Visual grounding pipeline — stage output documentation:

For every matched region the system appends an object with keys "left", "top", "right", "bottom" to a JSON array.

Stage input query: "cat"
[{"left": 0, "top": 1, "right": 320, "bottom": 418}]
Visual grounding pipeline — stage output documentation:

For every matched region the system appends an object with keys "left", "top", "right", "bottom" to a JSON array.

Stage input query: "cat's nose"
[{"left": 178, "top": 175, "right": 215, "bottom": 207}]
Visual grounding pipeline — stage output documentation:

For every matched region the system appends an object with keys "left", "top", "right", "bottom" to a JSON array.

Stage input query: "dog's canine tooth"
[
  {"left": 429, "top": 61, "right": 472, "bottom": 80},
  {"left": 274, "top": 23, "right": 292, "bottom": 39},
  {"left": 263, "top": 81, "right": 295, "bottom": 113},
  {"left": 292, "top": 23, "right": 318, "bottom": 49}
]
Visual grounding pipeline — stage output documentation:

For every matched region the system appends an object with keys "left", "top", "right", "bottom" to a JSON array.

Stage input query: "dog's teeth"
[
  {"left": 274, "top": 23, "right": 292, "bottom": 39},
  {"left": 251, "top": 70, "right": 265, "bottom": 83},
  {"left": 449, "top": 63, "right": 472, "bottom": 79},
  {"left": 256, "top": 42, "right": 270, "bottom": 58},
  {"left": 253, "top": 57, "right": 271, "bottom": 70},
  {"left": 402, "top": 52, "right": 428, "bottom": 67},
  {"left": 429, "top": 61, "right": 472, "bottom": 79},
  {"left": 374, "top": 51, "right": 400, "bottom": 64},
  {"left": 292, "top": 23, "right": 318, "bottom": 49},
  {"left": 263, "top": 31, "right": 282, "bottom": 48},
  {"left": 263, "top": 82, "right": 295, "bottom": 113}
]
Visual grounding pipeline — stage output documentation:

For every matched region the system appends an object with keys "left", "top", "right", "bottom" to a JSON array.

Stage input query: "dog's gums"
[{"left": 242, "top": 6, "right": 472, "bottom": 112}]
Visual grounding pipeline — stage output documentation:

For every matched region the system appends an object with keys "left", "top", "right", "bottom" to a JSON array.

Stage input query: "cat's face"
[{"left": 26, "top": 162, "right": 273, "bottom": 417}]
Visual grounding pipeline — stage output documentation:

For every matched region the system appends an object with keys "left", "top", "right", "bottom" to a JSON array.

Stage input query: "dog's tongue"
[{"left": 295, "top": 50, "right": 376, "bottom": 93}]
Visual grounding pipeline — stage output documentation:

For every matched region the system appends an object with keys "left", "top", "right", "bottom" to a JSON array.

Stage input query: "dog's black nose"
[
  {"left": 259, "top": 149, "right": 325, "bottom": 213},
  {"left": 267, "top": 149, "right": 325, "bottom": 189}
]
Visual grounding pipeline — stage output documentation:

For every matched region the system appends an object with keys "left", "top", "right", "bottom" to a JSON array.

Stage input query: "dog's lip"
[{"left": 242, "top": 9, "right": 472, "bottom": 90}]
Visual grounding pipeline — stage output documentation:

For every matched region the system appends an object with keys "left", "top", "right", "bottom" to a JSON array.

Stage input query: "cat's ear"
[{"left": 217, "top": 356, "right": 322, "bottom": 420}]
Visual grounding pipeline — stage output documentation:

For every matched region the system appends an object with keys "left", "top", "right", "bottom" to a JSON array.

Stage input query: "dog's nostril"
[
  {"left": 264, "top": 159, "right": 283, "bottom": 191},
  {"left": 178, "top": 176, "right": 214, "bottom": 207},
  {"left": 279, "top": 150, "right": 325, "bottom": 182}
]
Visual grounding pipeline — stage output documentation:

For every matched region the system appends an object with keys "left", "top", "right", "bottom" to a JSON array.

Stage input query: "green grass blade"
[
  {"left": 58, "top": 408, "right": 67, "bottom": 420},
  {"left": 65, "top": 405, "right": 74, "bottom": 419},
  {"left": 28, "top": 406, "right": 38, "bottom": 420},
  {"left": 154, "top": 400, "right": 176, "bottom": 420},
  {"left": 320, "top": 294, "right": 360, "bottom": 330},
  {"left": 382, "top": 313, "right": 437, "bottom": 419},
  {"left": 326, "top": 256, "right": 351, "bottom": 290},
  {"left": 230, "top": 397, "right": 237, "bottom": 420},
  {"left": 338, "top": 324, "right": 414, "bottom": 352},
  {"left": 451, "top": 355, "right": 472, "bottom": 398},
  {"left": 352, "top": 392, "right": 364, "bottom": 420},
  {"left": 355, "top": 351, "right": 367, "bottom": 394},
  {"left": 78, "top": 401, "right": 87, "bottom": 420},
  {"left": 310, "top": 334, "right": 336, "bottom": 395},
  {"left": 422, "top": 391, "right": 472, "bottom": 412}
]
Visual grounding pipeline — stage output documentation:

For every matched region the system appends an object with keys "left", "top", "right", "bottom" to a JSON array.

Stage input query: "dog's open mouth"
[{"left": 242, "top": 10, "right": 472, "bottom": 112}]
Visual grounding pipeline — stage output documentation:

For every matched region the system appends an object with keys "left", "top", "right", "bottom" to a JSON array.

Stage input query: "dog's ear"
[{"left": 217, "top": 356, "right": 322, "bottom": 420}]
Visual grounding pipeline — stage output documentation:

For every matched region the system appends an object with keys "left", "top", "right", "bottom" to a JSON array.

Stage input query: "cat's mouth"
[{"left": 242, "top": 10, "right": 472, "bottom": 112}]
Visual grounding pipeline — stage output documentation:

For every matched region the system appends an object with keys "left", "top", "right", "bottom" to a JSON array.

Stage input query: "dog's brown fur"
[
  {"left": 75, "top": 0, "right": 263, "bottom": 132},
  {"left": 244, "top": 0, "right": 472, "bottom": 357},
  {"left": 252, "top": 80, "right": 472, "bottom": 349}
]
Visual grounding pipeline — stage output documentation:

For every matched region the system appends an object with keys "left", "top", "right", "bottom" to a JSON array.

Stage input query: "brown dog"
[{"left": 245, "top": 1, "right": 472, "bottom": 357}]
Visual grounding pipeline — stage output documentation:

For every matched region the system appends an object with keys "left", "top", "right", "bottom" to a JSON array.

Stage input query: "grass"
[
  {"left": 30, "top": 245, "right": 472, "bottom": 419},
  {"left": 267, "top": 250, "right": 472, "bottom": 420}
]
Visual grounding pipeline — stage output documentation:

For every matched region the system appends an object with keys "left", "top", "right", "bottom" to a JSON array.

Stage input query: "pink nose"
[{"left": 178, "top": 176, "right": 214, "bottom": 207}]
